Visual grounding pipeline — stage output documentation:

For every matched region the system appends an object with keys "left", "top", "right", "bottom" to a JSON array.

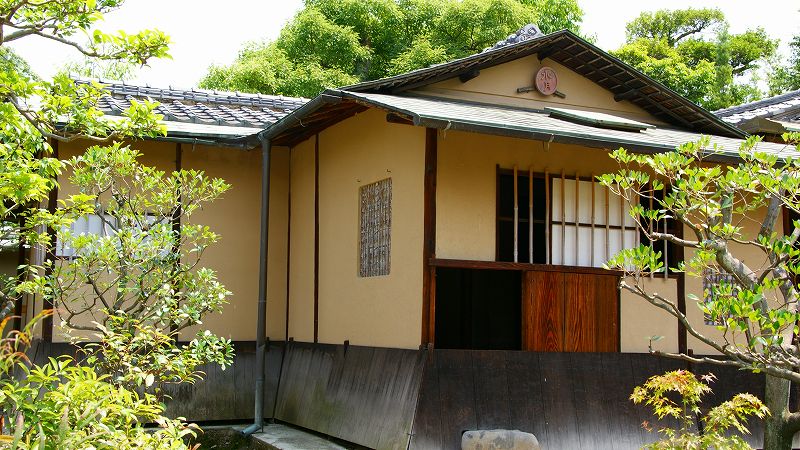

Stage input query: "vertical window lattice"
[{"left": 359, "top": 178, "right": 391, "bottom": 277}]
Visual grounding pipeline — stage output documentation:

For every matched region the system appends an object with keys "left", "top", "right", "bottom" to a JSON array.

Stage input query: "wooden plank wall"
[
  {"left": 273, "top": 341, "right": 427, "bottom": 450},
  {"left": 28, "top": 340, "right": 286, "bottom": 422},
  {"left": 410, "top": 350, "right": 768, "bottom": 450}
]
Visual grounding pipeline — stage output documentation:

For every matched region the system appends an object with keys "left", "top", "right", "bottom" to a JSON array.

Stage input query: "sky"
[{"left": 7, "top": 0, "right": 800, "bottom": 89}]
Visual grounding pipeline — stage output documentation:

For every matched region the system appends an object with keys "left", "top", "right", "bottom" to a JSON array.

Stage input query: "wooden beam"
[
  {"left": 421, "top": 128, "right": 438, "bottom": 346},
  {"left": 42, "top": 139, "right": 59, "bottom": 342},
  {"left": 386, "top": 113, "right": 414, "bottom": 125},
  {"left": 458, "top": 68, "right": 480, "bottom": 83}
]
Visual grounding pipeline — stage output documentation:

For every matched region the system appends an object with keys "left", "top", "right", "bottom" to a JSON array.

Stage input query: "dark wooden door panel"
[{"left": 523, "top": 271, "right": 564, "bottom": 351}]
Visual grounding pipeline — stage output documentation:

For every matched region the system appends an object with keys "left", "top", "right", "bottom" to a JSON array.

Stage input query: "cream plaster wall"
[
  {"left": 416, "top": 55, "right": 666, "bottom": 125},
  {"left": 312, "top": 109, "right": 425, "bottom": 349},
  {"left": 287, "top": 137, "right": 316, "bottom": 342},
  {"left": 181, "top": 144, "right": 289, "bottom": 342}
]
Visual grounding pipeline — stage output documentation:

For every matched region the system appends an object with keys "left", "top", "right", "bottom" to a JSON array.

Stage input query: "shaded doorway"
[{"left": 434, "top": 268, "right": 521, "bottom": 350}]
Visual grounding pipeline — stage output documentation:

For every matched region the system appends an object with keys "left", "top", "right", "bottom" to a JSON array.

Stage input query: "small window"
[
  {"left": 359, "top": 178, "right": 391, "bottom": 277},
  {"left": 56, "top": 214, "right": 117, "bottom": 258},
  {"left": 702, "top": 269, "right": 737, "bottom": 325}
]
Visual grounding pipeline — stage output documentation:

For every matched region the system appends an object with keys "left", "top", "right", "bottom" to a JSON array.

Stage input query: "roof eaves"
[
  {"left": 259, "top": 90, "right": 346, "bottom": 141},
  {"left": 343, "top": 30, "right": 745, "bottom": 139}
]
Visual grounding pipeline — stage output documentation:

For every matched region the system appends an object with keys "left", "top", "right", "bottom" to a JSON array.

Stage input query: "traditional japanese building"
[{"left": 35, "top": 25, "right": 800, "bottom": 449}]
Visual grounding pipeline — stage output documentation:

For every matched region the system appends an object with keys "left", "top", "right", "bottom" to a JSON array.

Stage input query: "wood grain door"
[
  {"left": 523, "top": 271, "right": 564, "bottom": 352},
  {"left": 523, "top": 270, "right": 619, "bottom": 352}
]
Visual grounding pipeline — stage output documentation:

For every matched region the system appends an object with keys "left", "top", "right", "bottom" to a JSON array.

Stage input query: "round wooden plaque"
[{"left": 535, "top": 67, "right": 558, "bottom": 95}]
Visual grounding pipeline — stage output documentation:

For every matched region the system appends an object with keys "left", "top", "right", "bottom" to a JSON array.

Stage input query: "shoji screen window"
[
  {"left": 551, "top": 173, "right": 637, "bottom": 267},
  {"left": 55, "top": 214, "right": 117, "bottom": 258}
]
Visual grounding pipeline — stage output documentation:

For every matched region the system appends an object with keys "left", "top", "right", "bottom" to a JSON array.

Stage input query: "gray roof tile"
[
  {"left": 79, "top": 79, "right": 307, "bottom": 129},
  {"left": 714, "top": 89, "right": 800, "bottom": 125}
]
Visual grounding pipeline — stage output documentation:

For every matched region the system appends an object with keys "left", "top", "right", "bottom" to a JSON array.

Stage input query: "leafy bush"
[
  {"left": 0, "top": 313, "right": 197, "bottom": 450},
  {"left": 632, "top": 370, "right": 769, "bottom": 449}
]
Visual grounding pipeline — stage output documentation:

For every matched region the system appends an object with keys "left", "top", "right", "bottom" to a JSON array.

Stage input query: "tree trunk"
[{"left": 764, "top": 375, "right": 795, "bottom": 450}]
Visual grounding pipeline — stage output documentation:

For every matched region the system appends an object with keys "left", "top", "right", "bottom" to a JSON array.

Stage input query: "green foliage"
[
  {"left": 0, "top": 313, "right": 197, "bottom": 450},
  {"left": 61, "top": 58, "right": 138, "bottom": 82},
  {"left": 768, "top": 36, "right": 800, "bottom": 95},
  {"left": 632, "top": 370, "right": 768, "bottom": 450},
  {"left": 600, "top": 134, "right": 800, "bottom": 381},
  {"left": 30, "top": 144, "right": 235, "bottom": 392},
  {"left": 199, "top": 0, "right": 585, "bottom": 97},
  {"left": 613, "top": 8, "right": 777, "bottom": 110}
]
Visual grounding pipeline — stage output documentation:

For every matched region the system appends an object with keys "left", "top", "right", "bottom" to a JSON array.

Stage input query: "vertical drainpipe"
[{"left": 242, "top": 133, "right": 271, "bottom": 436}]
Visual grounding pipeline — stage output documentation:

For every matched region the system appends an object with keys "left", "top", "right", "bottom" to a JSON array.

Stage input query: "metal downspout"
[{"left": 242, "top": 134, "right": 271, "bottom": 436}]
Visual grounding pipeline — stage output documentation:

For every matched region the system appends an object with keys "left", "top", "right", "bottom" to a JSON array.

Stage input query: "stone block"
[{"left": 461, "top": 429, "right": 540, "bottom": 450}]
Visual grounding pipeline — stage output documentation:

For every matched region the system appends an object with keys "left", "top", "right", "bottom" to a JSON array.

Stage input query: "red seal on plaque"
[{"left": 535, "top": 67, "right": 558, "bottom": 95}]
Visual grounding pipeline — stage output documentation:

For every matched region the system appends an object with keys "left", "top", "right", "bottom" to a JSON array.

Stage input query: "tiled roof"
[
  {"left": 714, "top": 89, "right": 800, "bottom": 125},
  {"left": 80, "top": 79, "right": 308, "bottom": 129}
]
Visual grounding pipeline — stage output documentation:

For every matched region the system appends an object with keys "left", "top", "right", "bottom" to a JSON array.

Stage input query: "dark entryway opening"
[{"left": 434, "top": 268, "right": 521, "bottom": 350}]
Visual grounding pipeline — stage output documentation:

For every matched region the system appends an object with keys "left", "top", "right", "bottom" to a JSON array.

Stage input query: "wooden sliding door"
[{"left": 523, "top": 270, "right": 619, "bottom": 352}]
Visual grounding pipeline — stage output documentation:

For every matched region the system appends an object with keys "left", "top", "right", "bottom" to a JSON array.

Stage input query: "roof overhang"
[{"left": 260, "top": 89, "right": 798, "bottom": 164}]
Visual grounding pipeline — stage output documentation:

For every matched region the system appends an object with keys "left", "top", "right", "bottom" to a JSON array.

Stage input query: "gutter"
[{"left": 241, "top": 132, "right": 272, "bottom": 436}]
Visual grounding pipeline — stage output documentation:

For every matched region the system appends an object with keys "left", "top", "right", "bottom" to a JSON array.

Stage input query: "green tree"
[
  {"left": 0, "top": 0, "right": 232, "bottom": 445},
  {"left": 599, "top": 134, "right": 800, "bottom": 450},
  {"left": 768, "top": 36, "right": 800, "bottom": 95},
  {"left": 612, "top": 8, "right": 777, "bottom": 110},
  {"left": 62, "top": 57, "right": 139, "bottom": 81},
  {"left": 0, "top": 0, "right": 170, "bottom": 323},
  {"left": 35, "top": 144, "right": 235, "bottom": 392},
  {"left": 199, "top": 0, "right": 584, "bottom": 97}
]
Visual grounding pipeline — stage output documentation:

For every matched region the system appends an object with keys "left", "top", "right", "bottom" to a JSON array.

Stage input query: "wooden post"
[
  {"left": 513, "top": 165, "right": 518, "bottom": 263},
  {"left": 314, "top": 134, "right": 320, "bottom": 343},
  {"left": 421, "top": 128, "right": 438, "bottom": 346}
]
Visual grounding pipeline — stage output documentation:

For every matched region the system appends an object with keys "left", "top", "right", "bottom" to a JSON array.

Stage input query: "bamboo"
[
  {"left": 545, "top": 169, "right": 551, "bottom": 264},
  {"left": 529, "top": 167, "right": 533, "bottom": 264},
  {"left": 591, "top": 173, "right": 595, "bottom": 267},
  {"left": 620, "top": 186, "right": 625, "bottom": 255},
  {"left": 575, "top": 173, "right": 580, "bottom": 265},
  {"left": 513, "top": 164, "right": 518, "bottom": 263},
  {"left": 649, "top": 193, "right": 654, "bottom": 280},
  {"left": 561, "top": 170, "right": 566, "bottom": 265},
  {"left": 605, "top": 184, "right": 610, "bottom": 261},
  {"left": 663, "top": 186, "right": 668, "bottom": 280}
]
